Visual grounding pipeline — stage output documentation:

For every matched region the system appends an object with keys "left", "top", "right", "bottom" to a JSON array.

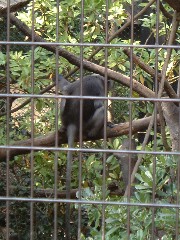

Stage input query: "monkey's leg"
[{"left": 65, "top": 124, "right": 76, "bottom": 239}]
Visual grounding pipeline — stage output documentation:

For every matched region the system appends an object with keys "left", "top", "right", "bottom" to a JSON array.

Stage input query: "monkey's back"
[{"left": 61, "top": 75, "right": 105, "bottom": 130}]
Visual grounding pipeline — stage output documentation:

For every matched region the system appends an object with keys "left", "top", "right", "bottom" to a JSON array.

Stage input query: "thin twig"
[
  {"left": 124, "top": 11, "right": 179, "bottom": 197},
  {"left": 123, "top": 48, "right": 177, "bottom": 100},
  {"left": 0, "top": 0, "right": 156, "bottom": 118},
  {"left": 67, "top": 0, "right": 156, "bottom": 77}
]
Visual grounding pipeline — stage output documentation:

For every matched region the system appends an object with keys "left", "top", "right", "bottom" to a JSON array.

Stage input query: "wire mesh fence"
[{"left": 0, "top": 0, "right": 180, "bottom": 239}]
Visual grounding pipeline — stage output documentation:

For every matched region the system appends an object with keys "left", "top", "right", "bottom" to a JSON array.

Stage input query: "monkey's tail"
[
  {"left": 66, "top": 124, "right": 77, "bottom": 198},
  {"left": 66, "top": 124, "right": 76, "bottom": 239}
]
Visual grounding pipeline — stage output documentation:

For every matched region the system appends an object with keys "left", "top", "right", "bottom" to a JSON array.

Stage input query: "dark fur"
[
  {"left": 58, "top": 74, "right": 110, "bottom": 239},
  {"left": 60, "top": 74, "right": 107, "bottom": 138}
]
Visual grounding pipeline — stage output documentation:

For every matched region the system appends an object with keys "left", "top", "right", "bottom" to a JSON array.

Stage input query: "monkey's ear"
[
  {"left": 56, "top": 74, "right": 70, "bottom": 93},
  {"left": 52, "top": 74, "right": 68, "bottom": 84},
  {"left": 58, "top": 75, "right": 69, "bottom": 85}
]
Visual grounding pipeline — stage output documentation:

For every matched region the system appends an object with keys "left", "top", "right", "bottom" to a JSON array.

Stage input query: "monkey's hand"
[{"left": 107, "top": 121, "right": 115, "bottom": 128}]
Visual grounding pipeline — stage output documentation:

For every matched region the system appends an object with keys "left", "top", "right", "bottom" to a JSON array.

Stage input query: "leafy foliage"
[{"left": 0, "top": 0, "right": 179, "bottom": 239}]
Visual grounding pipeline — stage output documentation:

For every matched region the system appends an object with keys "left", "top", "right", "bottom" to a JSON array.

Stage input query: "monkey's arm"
[
  {"left": 88, "top": 99, "right": 114, "bottom": 137},
  {"left": 58, "top": 75, "right": 71, "bottom": 116},
  {"left": 86, "top": 99, "right": 104, "bottom": 138},
  {"left": 88, "top": 106, "right": 104, "bottom": 137},
  {"left": 94, "top": 99, "right": 103, "bottom": 109}
]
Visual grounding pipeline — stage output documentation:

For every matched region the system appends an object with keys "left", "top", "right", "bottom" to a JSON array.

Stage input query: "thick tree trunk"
[
  {"left": 0, "top": 0, "right": 30, "bottom": 14},
  {"left": 114, "top": 139, "right": 137, "bottom": 195},
  {"left": 162, "top": 102, "right": 180, "bottom": 151}
]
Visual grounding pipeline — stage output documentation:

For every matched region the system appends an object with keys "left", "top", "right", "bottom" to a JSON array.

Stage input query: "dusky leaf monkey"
[{"left": 57, "top": 74, "right": 112, "bottom": 238}]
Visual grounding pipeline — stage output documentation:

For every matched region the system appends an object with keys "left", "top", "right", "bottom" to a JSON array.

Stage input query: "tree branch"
[
  {"left": 123, "top": 48, "right": 177, "bottom": 100},
  {"left": 3, "top": 1, "right": 158, "bottom": 118},
  {"left": 0, "top": 13, "right": 157, "bottom": 117},
  {"left": 124, "top": 10, "right": 179, "bottom": 197},
  {"left": 0, "top": 116, "right": 157, "bottom": 161},
  {"left": 160, "top": 2, "right": 173, "bottom": 19},
  {"left": 9, "top": 14, "right": 155, "bottom": 100},
  {"left": 0, "top": 83, "right": 55, "bottom": 117},
  {"left": 163, "top": 0, "right": 180, "bottom": 12},
  {"left": 0, "top": 0, "right": 30, "bottom": 14},
  {"left": 7, "top": 185, "right": 123, "bottom": 199},
  {"left": 68, "top": 0, "right": 156, "bottom": 76}
]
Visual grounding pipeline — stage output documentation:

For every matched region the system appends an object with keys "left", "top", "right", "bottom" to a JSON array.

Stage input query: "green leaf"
[
  {"left": 0, "top": 52, "right": 6, "bottom": 65},
  {"left": 106, "top": 226, "right": 119, "bottom": 236}
]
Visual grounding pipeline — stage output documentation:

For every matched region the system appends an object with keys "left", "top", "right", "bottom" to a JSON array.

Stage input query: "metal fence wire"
[{"left": 0, "top": 0, "right": 180, "bottom": 239}]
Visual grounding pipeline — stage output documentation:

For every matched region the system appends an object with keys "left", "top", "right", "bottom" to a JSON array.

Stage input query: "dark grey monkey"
[
  {"left": 59, "top": 74, "right": 110, "bottom": 138},
  {"left": 58, "top": 74, "right": 112, "bottom": 239}
]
